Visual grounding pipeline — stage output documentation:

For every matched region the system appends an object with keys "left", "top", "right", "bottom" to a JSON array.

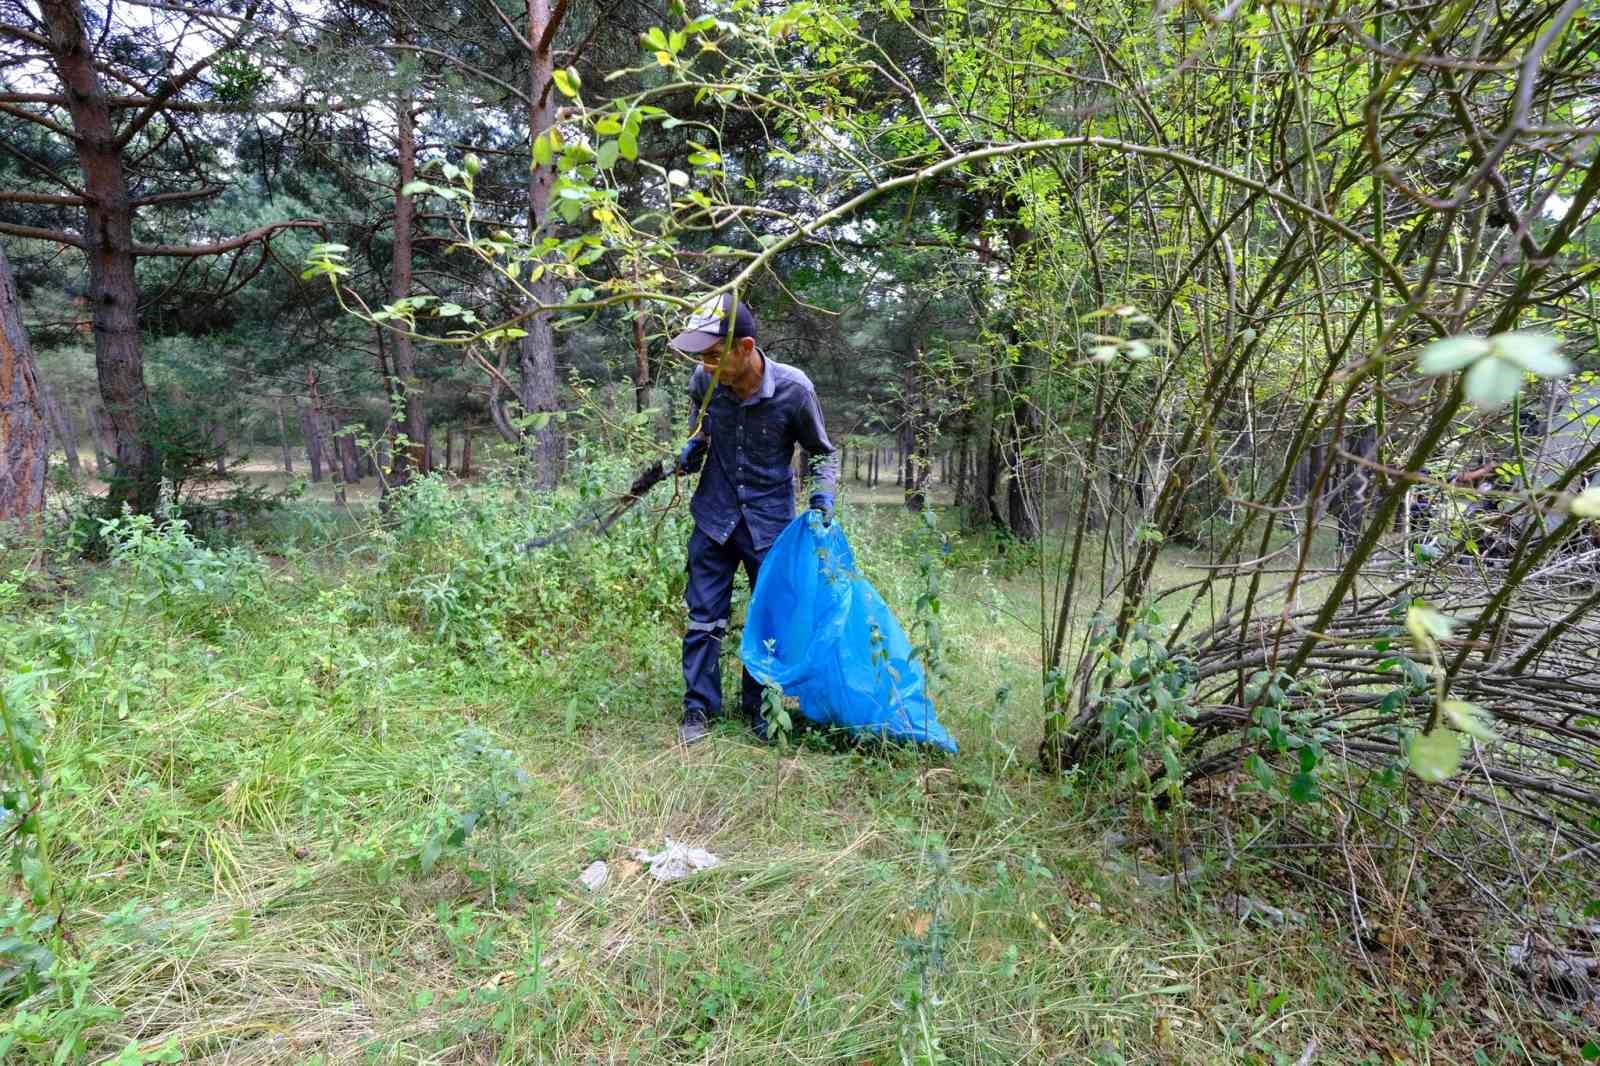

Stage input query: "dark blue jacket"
[{"left": 683, "top": 353, "right": 838, "bottom": 551}]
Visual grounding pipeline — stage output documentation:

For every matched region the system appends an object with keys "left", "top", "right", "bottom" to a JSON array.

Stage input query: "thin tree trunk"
[
  {"left": 94, "top": 405, "right": 116, "bottom": 476},
  {"left": 904, "top": 348, "right": 930, "bottom": 512},
  {"left": 275, "top": 394, "right": 293, "bottom": 473},
  {"left": 39, "top": 376, "right": 81, "bottom": 475},
  {"left": 339, "top": 423, "right": 362, "bottom": 484},
  {"left": 87, "top": 401, "right": 110, "bottom": 472},
  {"left": 301, "top": 408, "right": 322, "bottom": 483},
  {"left": 443, "top": 428, "right": 455, "bottom": 473},
  {"left": 0, "top": 243, "right": 48, "bottom": 523},
  {"left": 212, "top": 421, "right": 226, "bottom": 475},
  {"left": 383, "top": 78, "right": 427, "bottom": 495},
  {"left": 633, "top": 294, "right": 651, "bottom": 414},
  {"left": 459, "top": 422, "right": 473, "bottom": 478},
  {"left": 304, "top": 368, "right": 328, "bottom": 486},
  {"left": 518, "top": 0, "right": 563, "bottom": 489},
  {"left": 41, "top": 0, "right": 157, "bottom": 513}
]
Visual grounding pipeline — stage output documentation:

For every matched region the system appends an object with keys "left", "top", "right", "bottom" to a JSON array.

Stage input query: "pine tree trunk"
[
  {"left": 38, "top": 376, "right": 81, "bottom": 476},
  {"left": 275, "top": 395, "right": 293, "bottom": 473},
  {"left": 87, "top": 401, "right": 110, "bottom": 472},
  {"left": 41, "top": 0, "right": 157, "bottom": 513},
  {"left": 0, "top": 243, "right": 48, "bottom": 523},
  {"left": 339, "top": 425, "right": 362, "bottom": 484},
  {"left": 383, "top": 78, "right": 428, "bottom": 495},
  {"left": 633, "top": 295, "right": 652, "bottom": 414},
  {"left": 212, "top": 421, "right": 226, "bottom": 475},
  {"left": 518, "top": 0, "right": 562, "bottom": 489},
  {"left": 301, "top": 408, "right": 322, "bottom": 483},
  {"left": 459, "top": 423, "right": 473, "bottom": 478}
]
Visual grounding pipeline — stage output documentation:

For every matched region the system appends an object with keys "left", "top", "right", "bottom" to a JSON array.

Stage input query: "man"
[{"left": 669, "top": 293, "right": 838, "bottom": 745}]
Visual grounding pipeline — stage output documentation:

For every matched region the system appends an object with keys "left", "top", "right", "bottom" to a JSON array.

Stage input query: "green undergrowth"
[{"left": 0, "top": 462, "right": 1582, "bottom": 1064}]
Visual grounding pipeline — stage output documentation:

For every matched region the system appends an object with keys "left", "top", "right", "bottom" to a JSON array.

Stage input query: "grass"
[{"left": 0, "top": 467, "right": 1583, "bottom": 1065}]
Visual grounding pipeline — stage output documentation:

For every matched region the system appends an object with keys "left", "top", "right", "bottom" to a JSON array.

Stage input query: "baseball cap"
[{"left": 668, "top": 293, "right": 758, "bottom": 353}]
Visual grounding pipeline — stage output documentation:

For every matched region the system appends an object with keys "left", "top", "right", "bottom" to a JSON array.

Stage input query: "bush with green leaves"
[{"left": 97, "top": 510, "right": 266, "bottom": 631}]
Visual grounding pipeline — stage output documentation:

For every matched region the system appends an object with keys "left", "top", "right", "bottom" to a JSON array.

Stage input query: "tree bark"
[
  {"left": 382, "top": 82, "right": 427, "bottom": 495},
  {"left": 40, "top": 0, "right": 157, "bottom": 513},
  {"left": 633, "top": 297, "right": 651, "bottom": 414},
  {"left": 38, "top": 376, "right": 81, "bottom": 476},
  {"left": 301, "top": 407, "right": 322, "bottom": 483},
  {"left": 211, "top": 420, "right": 226, "bottom": 475},
  {"left": 338, "top": 422, "right": 362, "bottom": 484},
  {"left": 518, "top": 0, "right": 562, "bottom": 489},
  {"left": 86, "top": 401, "right": 108, "bottom": 472},
  {"left": 92, "top": 405, "right": 116, "bottom": 475},
  {"left": 903, "top": 347, "right": 931, "bottom": 512},
  {"left": 459, "top": 422, "right": 473, "bottom": 478},
  {"left": 0, "top": 242, "right": 48, "bottom": 523},
  {"left": 274, "top": 394, "right": 293, "bottom": 473}
]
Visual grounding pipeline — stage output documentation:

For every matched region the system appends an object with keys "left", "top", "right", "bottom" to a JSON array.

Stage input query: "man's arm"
[
  {"left": 795, "top": 385, "right": 839, "bottom": 498},
  {"left": 679, "top": 367, "right": 709, "bottom": 474}
]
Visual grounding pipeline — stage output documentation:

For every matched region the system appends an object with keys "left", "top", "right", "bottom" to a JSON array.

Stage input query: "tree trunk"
[
  {"left": 339, "top": 423, "right": 362, "bottom": 484},
  {"left": 904, "top": 348, "right": 930, "bottom": 512},
  {"left": 443, "top": 428, "right": 455, "bottom": 473},
  {"left": 459, "top": 422, "right": 473, "bottom": 478},
  {"left": 87, "top": 401, "right": 110, "bottom": 472},
  {"left": 633, "top": 296, "right": 651, "bottom": 414},
  {"left": 93, "top": 405, "right": 117, "bottom": 475},
  {"left": 304, "top": 367, "right": 328, "bottom": 485},
  {"left": 301, "top": 407, "right": 323, "bottom": 483},
  {"left": 275, "top": 395, "right": 293, "bottom": 473},
  {"left": 41, "top": 0, "right": 157, "bottom": 513},
  {"left": 38, "top": 376, "right": 81, "bottom": 476},
  {"left": 518, "top": 0, "right": 563, "bottom": 489},
  {"left": 0, "top": 243, "right": 48, "bottom": 523},
  {"left": 211, "top": 421, "right": 226, "bottom": 475},
  {"left": 383, "top": 83, "right": 428, "bottom": 495}
]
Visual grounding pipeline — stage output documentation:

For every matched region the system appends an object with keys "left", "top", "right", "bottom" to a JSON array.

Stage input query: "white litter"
[
  {"left": 633, "top": 838, "right": 720, "bottom": 882},
  {"left": 578, "top": 860, "right": 609, "bottom": 892}
]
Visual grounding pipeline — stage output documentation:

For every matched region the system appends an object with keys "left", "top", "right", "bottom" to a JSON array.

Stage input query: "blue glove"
[
  {"left": 809, "top": 492, "right": 834, "bottom": 526},
  {"left": 677, "top": 437, "right": 707, "bottom": 474}
]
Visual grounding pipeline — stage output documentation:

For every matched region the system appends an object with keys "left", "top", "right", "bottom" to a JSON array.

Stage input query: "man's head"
[{"left": 669, "top": 294, "right": 761, "bottom": 385}]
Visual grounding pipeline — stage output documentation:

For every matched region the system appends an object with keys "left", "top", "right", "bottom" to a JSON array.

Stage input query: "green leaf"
[
  {"left": 400, "top": 180, "right": 432, "bottom": 197},
  {"left": 1408, "top": 728, "right": 1463, "bottom": 783},
  {"left": 552, "top": 68, "right": 579, "bottom": 98},
  {"left": 618, "top": 128, "right": 638, "bottom": 161},
  {"left": 1405, "top": 604, "right": 1454, "bottom": 645},
  {"left": 595, "top": 116, "right": 623, "bottom": 135},
  {"left": 1489, "top": 332, "right": 1569, "bottom": 377},
  {"left": 645, "top": 26, "right": 669, "bottom": 49},
  {"left": 1417, "top": 335, "right": 1489, "bottom": 375},
  {"left": 1441, "top": 700, "right": 1495, "bottom": 743},
  {"left": 1288, "top": 772, "right": 1318, "bottom": 804},
  {"left": 533, "top": 133, "right": 554, "bottom": 167},
  {"left": 1583, "top": 899, "right": 1600, "bottom": 918},
  {"left": 1582, "top": 1041, "right": 1600, "bottom": 1061},
  {"left": 1568, "top": 486, "right": 1600, "bottom": 519},
  {"left": 1464, "top": 355, "right": 1525, "bottom": 410},
  {"left": 596, "top": 140, "right": 621, "bottom": 170}
]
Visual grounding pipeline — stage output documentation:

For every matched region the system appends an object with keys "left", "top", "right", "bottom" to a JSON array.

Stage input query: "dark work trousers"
[{"left": 683, "top": 520, "right": 769, "bottom": 724}]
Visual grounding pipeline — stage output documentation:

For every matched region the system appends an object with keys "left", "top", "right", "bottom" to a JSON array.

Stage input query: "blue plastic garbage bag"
[{"left": 740, "top": 513, "right": 957, "bottom": 753}]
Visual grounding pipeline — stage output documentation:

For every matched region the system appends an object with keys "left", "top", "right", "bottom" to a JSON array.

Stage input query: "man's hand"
[
  {"left": 809, "top": 492, "right": 834, "bottom": 526},
  {"left": 677, "top": 436, "right": 707, "bottom": 475}
]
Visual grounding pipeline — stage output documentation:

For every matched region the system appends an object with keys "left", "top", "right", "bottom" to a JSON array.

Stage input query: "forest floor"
[{"left": 0, "top": 464, "right": 1583, "bottom": 1065}]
